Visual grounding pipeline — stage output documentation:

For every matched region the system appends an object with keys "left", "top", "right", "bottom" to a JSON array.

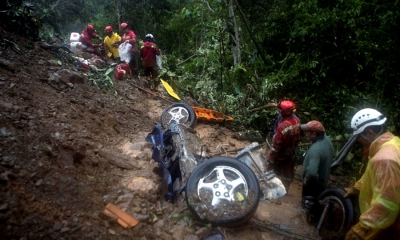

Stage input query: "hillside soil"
[{"left": 0, "top": 33, "right": 349, "bottom": 240}]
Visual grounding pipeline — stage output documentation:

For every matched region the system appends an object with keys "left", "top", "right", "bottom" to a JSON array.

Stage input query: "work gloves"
[{"left": 344, "top": 186, "right": 360, "bottom": 198}]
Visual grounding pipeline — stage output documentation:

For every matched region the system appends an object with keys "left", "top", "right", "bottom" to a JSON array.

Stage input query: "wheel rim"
[
  {"left": 163, "top": 106, "right": 190, "bottom": 126},
  {"left": 319, "top": 196, "right": 347, "bottom": 235},
  {"left": 197, "top": 166, "right": 248, "bottom": 207}
]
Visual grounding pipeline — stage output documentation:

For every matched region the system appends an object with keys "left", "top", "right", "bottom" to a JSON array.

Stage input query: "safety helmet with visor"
[
  {"left": 278, "top": 100, "right": 296, "bottom": 116},
  {"left": 87, "top": 24, "right": 95, "bottom": 32},
  {"left": 145, "top": 34, "right": 154, "bottom": 41},
  {"left": 105, "top": 26, "right": 113, "bottom": 32},
  {"left": 350, "top": 108, "right": 387, "bottom": 135},
  {"left": 120, "top": 22, "right": 128, "bottom": 30}
]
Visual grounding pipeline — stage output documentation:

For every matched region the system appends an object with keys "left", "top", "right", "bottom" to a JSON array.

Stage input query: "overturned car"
[{"left": 146, "top": 105, "right": 285, "bottom": 227}]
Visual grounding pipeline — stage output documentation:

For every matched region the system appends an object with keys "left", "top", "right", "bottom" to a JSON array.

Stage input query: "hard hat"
[
  {"left": 279, "top": 100, "right": 296, "bottom": 115},
  {"left": 145, "top": 34, "right": 154, "bottom": 40},
  {"left": 105, "top": 26, "right": 113, "bottom": 32},
  {"left": 351, "top": 108, "right": 387, "bottom": 135},
  {"left": 120, "top": 22, "right": 128, "bottom": 30},
  {"left": 87, "top": 24, "right": 95, "bottom": 32}
]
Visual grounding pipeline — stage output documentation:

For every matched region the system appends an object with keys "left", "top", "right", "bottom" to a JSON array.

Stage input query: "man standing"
[
  {"left": 103, "top": 26, "right": 121, "bottom": 62},
  {"left": 300, "top": 120, "right": 334, "bottom": 220},
  {"left": 79, "top": 24, "right": 102, "bottom": 55},
  {"left": 117, "top": 22, "right": 138, "bottom": 78},
  {"left": 140, "top": 34, "right": 161, "bottom": 91},
  {"left": 345, "top": 108, "right": 400, "bottom": 240},
  {"left": 266, "top": 100, "right": 301, "bottom": 191}
]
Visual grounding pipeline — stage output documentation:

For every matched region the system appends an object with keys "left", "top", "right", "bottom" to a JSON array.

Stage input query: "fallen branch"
[
  {"left": 252, "top": 218, "right": 317, "bottom": 240},
  {"left": 249, "top": 102, "right": 278, "bottom": 112}
]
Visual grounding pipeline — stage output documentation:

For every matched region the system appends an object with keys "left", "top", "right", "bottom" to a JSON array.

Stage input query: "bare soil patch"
[{"left": 0, "top": 32, "right": 348, "bottom": 240}]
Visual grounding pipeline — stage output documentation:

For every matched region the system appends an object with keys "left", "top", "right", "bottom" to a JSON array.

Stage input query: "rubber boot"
[{"left": 153, "top": 78, "right": 160, "bottom": 91}]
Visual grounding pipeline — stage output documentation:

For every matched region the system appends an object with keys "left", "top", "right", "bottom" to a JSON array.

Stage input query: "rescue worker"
[
  {"left": 140, "top": 34, "right": 161, "bottom": 91},
  {"left": 116, "top": 22, "right": 139, "bottom": 78},
  {"left": 266, "top": 100, "right": 302, "bottom": 191},
  {"left": 345, "top": 108, "right": 400, "bottom": 240},
  {"left": 79, "top": 24, "right": 102, "bottom": 55},
  {"left": 103, "top": 26, "right": 121, "bottom": 62},
  {"left": 300, "top": 120, "right": 334, "bottom": 222}
]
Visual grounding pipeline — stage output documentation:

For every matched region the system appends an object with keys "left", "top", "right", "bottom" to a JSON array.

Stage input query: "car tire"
[
  {"left": 317, "top": 188, "right": 355, "bottom": 238},
  {"left": 185, "top": 157, "right": 260, "bottom": 227},
  {"left": 160, "top": 103, "right": 197, "bottom": 129}
]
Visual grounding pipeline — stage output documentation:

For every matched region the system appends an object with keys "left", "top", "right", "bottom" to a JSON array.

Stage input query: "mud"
[{"left": 0, "top": 32, "right": 351, "bottom": 240}]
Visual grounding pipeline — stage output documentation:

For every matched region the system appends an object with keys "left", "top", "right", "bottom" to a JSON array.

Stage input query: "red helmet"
[
  {"left": 105, "top": 26, "right": 113, "bottom": 32},
  {"left": 120, "top": 22, "right": 128, "bottom": 30},
  {"left": 279, "top": 100, "right": 296, "bottom": 115},
  {"left": 87, "top": 24, "right": 95, "bottom": 32}
]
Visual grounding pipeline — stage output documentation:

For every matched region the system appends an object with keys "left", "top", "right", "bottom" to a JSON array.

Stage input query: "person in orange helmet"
[
  {"left": 266, "top": 100, "right": 301, "bottom": 191},
  {"left": 116, "top": 22, "right": 139, "bottom": 78},
  {"left": 103, "top": 26, "right": 121, "bottom": 62},
  {"left": 79, "top": 24, "right": 102, "bottom": 55}
]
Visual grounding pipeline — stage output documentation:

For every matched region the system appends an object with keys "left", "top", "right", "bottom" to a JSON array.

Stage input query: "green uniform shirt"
[{"left": 301, "top": 135, "right": 334, "bottom": 189}]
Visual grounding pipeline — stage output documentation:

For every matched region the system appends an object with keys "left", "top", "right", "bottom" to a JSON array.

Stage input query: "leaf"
[
  {"left": 106, "top": 76, "right": 114, "bottom": 86},
  {"left": 104, "top": 67, "right": 114, "bottom": 76},
  {"left": 236, "top": 192, "right": 244, "bottom": 201}
]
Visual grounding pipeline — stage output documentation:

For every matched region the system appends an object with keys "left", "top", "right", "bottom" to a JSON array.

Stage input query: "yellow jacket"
[
  {"left": 356, "top": 131, "right": 400, "bottom": 239},
  {"left": 104, "top": 32, "right": 121, "bottom": 58}
]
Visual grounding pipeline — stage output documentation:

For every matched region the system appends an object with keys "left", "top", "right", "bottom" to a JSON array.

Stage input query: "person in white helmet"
[
  {"left": 140, "top": 34, "right": 160, "bottom": 91},
  {"left": 344, "top": 108, "right": 400, "bottom": 240}
]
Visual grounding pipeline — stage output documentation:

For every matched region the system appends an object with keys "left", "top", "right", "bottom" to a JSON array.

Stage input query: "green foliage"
[
  {"left": 3, "top": 0, "right": 400, "bottom": 143},
  {"left": 0, "top": 1, "right": 41, "bottom": 40}
]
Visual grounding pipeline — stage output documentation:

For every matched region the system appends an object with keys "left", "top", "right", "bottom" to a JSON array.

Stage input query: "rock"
[
  {"left": 0, "top": 57, "right": 16, "bottom": 72},
  {"left": 53, "top": 223, "right": 63, "bottom": 231},
  {"left": 153, "top": 219, "right": 164, "bottom": 228},
  {"left": 98, "top": 149, "right": 138, "bottom": 170},
  {"left": 1, "top": 156, "right": 15, "bottom": 167},
  {"left": 171, "top": 225, "right": 188, "bottom": 240},
  {"left": 194, "top": 227, "right": 211, "bottom": 238},
  {"left": 184, "top": 235, "right": 200, "bottom": 240},
  {"left": 0, "top": 203, "right": 9, "bottom": 212},
  {"left": 126, "top": 177, "right": 156, "bottom": 193},
  {"left": 35, "top": 179, "right": 43, "bottom": 186},
  {"left": 133, "top": 213, "right": 149, "bottom": 221}
]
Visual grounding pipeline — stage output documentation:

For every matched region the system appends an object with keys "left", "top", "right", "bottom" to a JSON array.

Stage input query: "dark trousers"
[
  {"left": 128, "top": 52, "right": 138, "bottom": 77},
  {"left": 273, "top": 155, "right": 295, "bottom": 190}
]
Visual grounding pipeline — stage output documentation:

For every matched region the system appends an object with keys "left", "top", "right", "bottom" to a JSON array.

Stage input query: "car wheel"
[
  {"left": 317, "top": 188, "right": 355, "bottom": 238},
  {"left": 160, "top": 103, "right": 197, "bottom": 129},
  {"left": 185, "top": 157, "right": 260, "bottom": 227}
]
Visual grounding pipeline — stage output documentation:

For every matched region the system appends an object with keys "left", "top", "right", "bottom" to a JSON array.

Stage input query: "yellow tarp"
[{"left": 160, "top": 79, "right": 180, "bottom": 100}]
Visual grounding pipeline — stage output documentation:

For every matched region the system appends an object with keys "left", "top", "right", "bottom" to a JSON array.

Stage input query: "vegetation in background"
[{"left": 1, "top": 0, "right": 399, "bottom": 159}]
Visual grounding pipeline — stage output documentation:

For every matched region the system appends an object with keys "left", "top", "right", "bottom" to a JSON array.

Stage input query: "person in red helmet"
[
  {"left": 116, "top": 22, "right": 138, "bottom": 78},
  {"left": 266, "top": 100, "right": 301, "bottom": 191},
  {"left": 103, "top": 26, "right": 121, "bottom": 62},
  {"left": 79, "top": 24, "right": 102, "bottom": 55},
  {"left": 140, "top": 34, "right": 161, "bottom": 90}
]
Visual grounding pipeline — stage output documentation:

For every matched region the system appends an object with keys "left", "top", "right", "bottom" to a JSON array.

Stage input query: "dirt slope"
[{"left": 0, "top": 33, "right": 324, "bottom": 240}]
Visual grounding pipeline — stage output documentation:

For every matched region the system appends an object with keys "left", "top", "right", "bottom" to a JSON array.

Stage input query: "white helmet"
[
  {"left": 145, "top": 34, "right": 154, "bottom": 41},
  {"left": 351, "top": 108, "right": 387, "bottom": 135}
]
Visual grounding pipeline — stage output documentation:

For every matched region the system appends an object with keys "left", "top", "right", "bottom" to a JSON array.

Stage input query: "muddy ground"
[{"left": 0, "top": 33, "right": 351, "bottom": 240}]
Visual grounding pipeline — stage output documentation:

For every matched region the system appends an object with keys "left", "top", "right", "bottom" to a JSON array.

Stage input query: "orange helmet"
[
  {"left": 278, "top": 100, "right": 296, "bottom": 115},
  {"left": 120, "top": 22, "right": 128, "bottom": 30},
  {"left": 105, "top": 26, "right": 113, "bottom": 32},
  {"left": 87, "top": 24, "right": 95, "bottom": 32}
]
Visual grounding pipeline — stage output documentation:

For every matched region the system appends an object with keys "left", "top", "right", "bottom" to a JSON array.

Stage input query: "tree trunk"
[{"left": 228, "top": 0, "right": 241, "bottom": 66}]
